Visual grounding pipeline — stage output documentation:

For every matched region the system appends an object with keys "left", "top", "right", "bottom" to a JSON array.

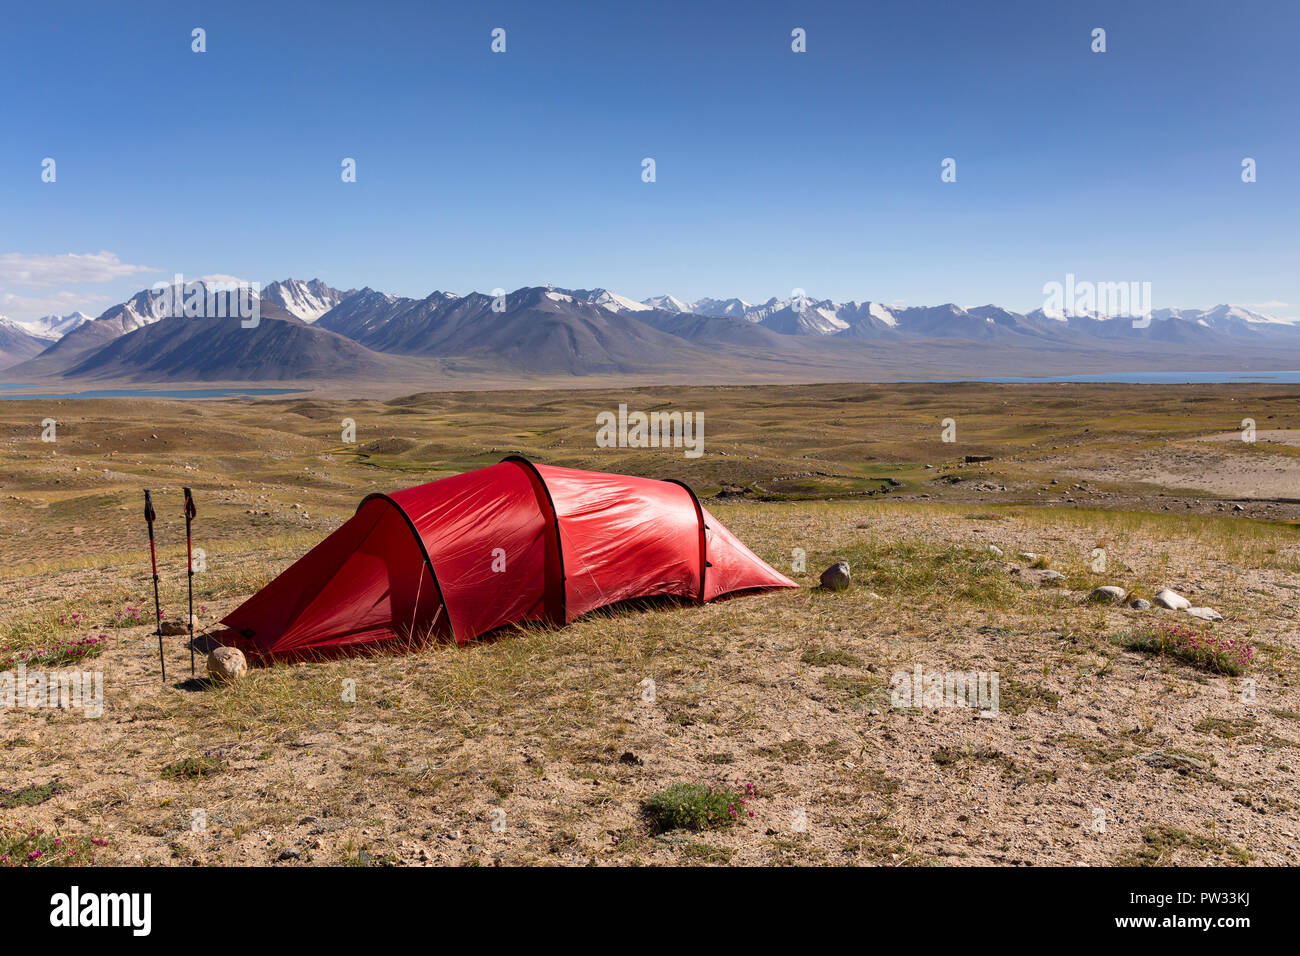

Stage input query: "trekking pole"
[
  {"left": 184, "top": 487, "right": 197, "bottom": 676},
  {"left": 144, "top": 490, "right": 165, "bottom": 682}
]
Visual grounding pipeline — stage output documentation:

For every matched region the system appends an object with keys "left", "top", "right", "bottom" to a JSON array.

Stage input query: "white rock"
[
  {"left": 1018, "top": 552, "right": 1038, "bottom": 563},
  {"left": 207, "top": 646, "right": 248, "bottom": 682},
  {"left": 987, "top": 545, "right": 1003, "bottom": 557},
  {"left": 1089, "top": 586, "right": 1128, "bottom": 604},
  {"left": 1153, "top": 588, "right": 1191, "bottom": 610},
  {"left": 1184, "top": 607, "right": 1223, "bottom": 621}
]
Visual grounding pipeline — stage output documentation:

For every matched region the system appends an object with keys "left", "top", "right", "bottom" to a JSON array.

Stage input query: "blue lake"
[
  {"left": 0, "top": 386, "right": 307, "bottom": 400},
  {"left": 4, "top": 371, "right": 1300, "bottom": 397},
  {"left": 973, "top": 370, "right": 1300, "bottom": 384}
]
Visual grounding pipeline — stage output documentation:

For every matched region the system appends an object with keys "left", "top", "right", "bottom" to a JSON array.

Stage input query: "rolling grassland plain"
[{"left": 2, "top": 381, "right": 1299, "bottom": 866}]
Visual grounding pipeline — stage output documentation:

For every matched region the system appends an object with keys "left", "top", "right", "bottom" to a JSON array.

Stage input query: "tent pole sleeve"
[
  {"left": 500, "top": 455, "right": 567, "bottom": 626},
  {"left": 665, "top": 479, "right": 708, "bottom": 604}
]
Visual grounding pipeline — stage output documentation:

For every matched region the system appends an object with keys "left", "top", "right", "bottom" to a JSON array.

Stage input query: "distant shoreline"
[
  {"left": 5, "top": 371, "right": 1300, "bottom": 402},
  {"left": 0, "top": 386, "right": 307, "bottom": 401},
  {"left": 970, "top": 371, "right": 1300, "bottom": 385}
]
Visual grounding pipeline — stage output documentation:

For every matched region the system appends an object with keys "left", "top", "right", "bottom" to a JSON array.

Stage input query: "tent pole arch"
[
  {"left": 499, "top": 455, "right": 568, "bottom": 625},
  {"left": 355, "top": 493, "right": 455, "bottom": 644},
  {"left": 664, "top": 478, "right": 709, "bottom": 603}
]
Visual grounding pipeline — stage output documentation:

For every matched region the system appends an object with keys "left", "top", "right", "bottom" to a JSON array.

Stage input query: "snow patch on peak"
[
  {"left": 867, "top": 302, "right": 898, "bottom": 327},
  {"left": 261, "top": 278, "right": 350, "bottom": 322},
  {"left": 565, "top": 288, "right": 650, "bottom": 313},
  {"left": 692, "top": 297, "right": 752, "bottom": 318},
  {"left": 642, "top": 294, "right": 692, "bottom": 313},
  {"left": 15, "top": 311, "right": 95, "bottom": 340},
  {"left": 1202, "top": 304, "right": 1290, "bottom": 325},
  {"left": 813, "top": 306, "right": 850, "bottom": 330}
]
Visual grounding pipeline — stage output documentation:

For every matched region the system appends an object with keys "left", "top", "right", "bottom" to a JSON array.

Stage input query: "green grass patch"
[
  {"left": 1000, "top": 677, "right": 1061, "bottom": 715},
  {"left": 643, "top": 781, "right": 755, "bottom": 833},
  {"left": 1194, "top": 717, "right": 1257, "bottom": 739},
  {"left": 0, "top": 829, "right": 106, "bottom": 866},
  {"left": 820, "top": 672, "right": 890, "bottom": 709},
  {"left": 1115, "top": 623, "right": 1254, "bottom": 676},
  {"left": 0, "top": 781, "right": 67, "bottom": 809},
  {"left": 1060, "top": 734, "right": 1137, "bottom": 764},
  {"left": 160, "top": 756, "right": 224, "bottom": 780},
  {"left": 801, "top": 645, "right": 863, "bottom": 668},
  {"left": 754, "top": 739, "right": 811, "bottom": 762},
  {"left": 107, "top": 605, "right": 153, "bottom": 628},
  {"left": 0, "top": 635, "right": 105, "bottom": 670},
  {"left": 1116, "top": 825, "right": 1250, "bottom": 867},
  {"left": 811, "top": 539, "right": 1019, "bottom": 607},
  {"left": 1233, "top": 791, "right": 1296, "bottom": 813},
  {"left": 681, "top": 843, "right": 733, "bottom": 864}
]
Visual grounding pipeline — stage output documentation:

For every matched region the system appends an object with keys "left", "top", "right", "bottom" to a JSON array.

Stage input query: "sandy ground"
[
  {"left": 5, "top": 504, "right": 1298, "bottom": 868},
  {"left": 1055, "top": 432, "right": 1300, "bottom": 500},
  {"left": 2, "top": 383, "right": 1299, "bottom": 866}
]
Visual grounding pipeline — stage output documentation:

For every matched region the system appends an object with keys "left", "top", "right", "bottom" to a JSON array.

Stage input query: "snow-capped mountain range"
[
  {"left": 4, "top": 279, "right": 344, "bottom": 340},
  {"left": 10, "top": 280, "right": 1294, "bottom": 346},
  {"left": 593, "top": 292, "right": 1294, "bottom": 338},
  {"left": 6, "top": 277, "right": 1300, "bottom": 380}
]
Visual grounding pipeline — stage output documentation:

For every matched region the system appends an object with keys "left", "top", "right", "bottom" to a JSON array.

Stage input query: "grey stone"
[
  {"left": 1088, "top": 586, "right": 1128, "bottom": 604},
  {"left": 819, "top": 562, "right": 851, "bottom": 591}
]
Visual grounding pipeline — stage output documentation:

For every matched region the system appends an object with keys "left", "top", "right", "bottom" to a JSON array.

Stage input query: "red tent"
[{"left": 217, "top": 457, "right": 796, "bottom": 660}]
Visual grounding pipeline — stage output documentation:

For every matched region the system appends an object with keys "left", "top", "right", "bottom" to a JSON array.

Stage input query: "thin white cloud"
[
  {"left": 1243, "top": 300, "right": 1289, "bottom": 310},
  {"left": 0, "top": 290, "right": 112, "bottom": 321},
  {"left": 196, "top": 273, "right": 256, "bottom": 286},
  {"left": 0, "top": 251, "right": 158, "bottom": 286}
]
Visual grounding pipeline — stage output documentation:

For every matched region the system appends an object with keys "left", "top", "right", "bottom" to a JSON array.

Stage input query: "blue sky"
[{"left": 1, "top": 0, "right": 1296, "bottom": 320}]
